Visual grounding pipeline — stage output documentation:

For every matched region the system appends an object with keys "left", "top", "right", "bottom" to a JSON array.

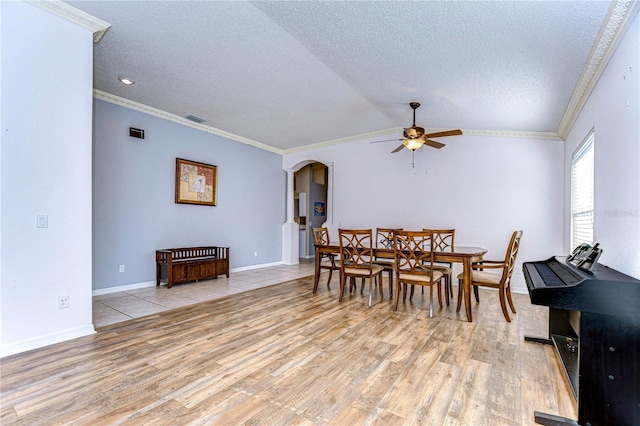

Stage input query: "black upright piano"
[{"left": 523, "top": 256, "right": 640, "bottom": 426}]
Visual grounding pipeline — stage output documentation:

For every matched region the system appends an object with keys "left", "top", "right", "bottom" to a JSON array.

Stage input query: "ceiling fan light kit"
[
  {"left": 403, "top": 138, "right": 424, "bottom": 151},
  {"left": 393, "top": 102, "right": 462, "bottom": 154},
  {"left": 369, "top": 101, "right": 462, "bottom": 159}
]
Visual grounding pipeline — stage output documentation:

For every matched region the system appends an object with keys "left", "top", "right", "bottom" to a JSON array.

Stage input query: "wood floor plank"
[{"left": 1, "top": 278, "right": 577, "bottom": 425}]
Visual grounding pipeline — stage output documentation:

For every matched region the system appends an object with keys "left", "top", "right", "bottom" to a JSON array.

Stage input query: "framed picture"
[
  {"left": 314, "top": 201, "right": 325, "bottom": 216},
  {"left": 175, "top": 158, "right": 217, "bottom": 206}
]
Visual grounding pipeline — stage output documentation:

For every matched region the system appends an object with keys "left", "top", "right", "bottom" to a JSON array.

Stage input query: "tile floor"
[{"left": 93, "top": 260, "right": 316, "bottom": 328}]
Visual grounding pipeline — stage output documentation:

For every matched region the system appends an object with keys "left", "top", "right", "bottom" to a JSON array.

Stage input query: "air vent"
[
  {"left": 185, "top": 114, "right": 206, "bottom": 124},
  {"left": 129, "top": 127, "right": 144, "bottom": 139}
]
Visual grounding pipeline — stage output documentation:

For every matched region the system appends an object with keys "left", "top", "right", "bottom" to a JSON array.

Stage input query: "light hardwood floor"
[
  {"left": 93, "top": 262, "right": 316, "bottom": 327},
  {"left": 1, "top": 273, "right": 576, "bottom": 425}
]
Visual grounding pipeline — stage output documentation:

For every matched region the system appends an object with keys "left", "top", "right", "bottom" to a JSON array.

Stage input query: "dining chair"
[
  {"left": 312, "top": 227, "right": 340, "bottom": 291},
  {"left": 456, "top": 230, "right": 523, "bottom": 322},
  {"left": 374, "top": 228, "right": 403, "bottom": 297},
  {"left": 394, "top": 230, "right": 444, "bottom": 317},
  {"left": 423, "top": 228, "right": 455, "bottom": 305},
  {"left": 338, "top": 229, "right": 384, "bottom": 306}
]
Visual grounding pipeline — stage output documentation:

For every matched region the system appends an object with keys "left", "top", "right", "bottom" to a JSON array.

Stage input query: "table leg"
[
  {"left": 463, "top": 257, "right": 473, "bottom": 322},
  {"left": 313, "top": 251, "right": 321, "bottom": 294}
]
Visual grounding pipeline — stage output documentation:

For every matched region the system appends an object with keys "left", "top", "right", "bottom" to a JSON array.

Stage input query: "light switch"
[{"left": 36, "top": 215, "right": 48, "bottom": 228}]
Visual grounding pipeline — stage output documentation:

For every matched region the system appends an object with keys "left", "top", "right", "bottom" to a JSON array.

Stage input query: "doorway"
[{"left": 294, "top": 162, "right": 329, "bottom": 259}]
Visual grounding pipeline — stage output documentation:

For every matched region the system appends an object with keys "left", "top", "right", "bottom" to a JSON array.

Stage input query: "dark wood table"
[{"left": 313, "top": 243, "right": 487, "bottom": 321}]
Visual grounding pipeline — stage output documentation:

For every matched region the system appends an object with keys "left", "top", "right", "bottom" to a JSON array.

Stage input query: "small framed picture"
[{"left": 175, "top": 158, "right": 217, "bottom": 206}]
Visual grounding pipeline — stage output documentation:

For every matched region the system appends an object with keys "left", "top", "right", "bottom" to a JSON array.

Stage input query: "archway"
[{"left": 282, "top": 160, "right": 333, "bottom": 265}]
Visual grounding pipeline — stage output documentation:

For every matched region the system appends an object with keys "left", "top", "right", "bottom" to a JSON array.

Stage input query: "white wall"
[
  {"left": 564, "top": 12, "right": 640, "bottom": 279},
  {"left": 284, "top": 133, "right": 565, "bottom": 293},
  {"left": 1, "top": 1, "right": 96, "bottom": 357}
]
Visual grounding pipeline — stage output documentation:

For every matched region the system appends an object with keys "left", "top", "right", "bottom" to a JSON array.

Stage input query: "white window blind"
[{"left": 571, "top": 131, "right": 594, "bottom": 250}]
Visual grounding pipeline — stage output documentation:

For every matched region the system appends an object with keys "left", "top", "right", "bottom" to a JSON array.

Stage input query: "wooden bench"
[{"left": 156, "top": 246, "right": 229, "bottom": 288}]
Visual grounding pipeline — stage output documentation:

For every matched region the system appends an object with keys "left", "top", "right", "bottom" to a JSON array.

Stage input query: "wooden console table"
[{"left": 156, "top": 246, "right": 229, "bottom": 288}]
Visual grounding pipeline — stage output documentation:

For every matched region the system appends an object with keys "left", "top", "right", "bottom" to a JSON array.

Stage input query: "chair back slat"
[
  {"left": 376, "top": 228, "right": 403, "bottom": 249},
  {"left": 339, "top": 229, "right": 374, "bottom": 269},
  {"left": 503, "top": 230, "right": 524, "bottom": 281},
  {"left": 426, "top": 229, "right": 455, "bottom": 252},
  {"left": 394, "top": 230, "right": 436, "bottom": 278},
  {"left": 312, "top": 227, "right": 330, "bottom": 246}
]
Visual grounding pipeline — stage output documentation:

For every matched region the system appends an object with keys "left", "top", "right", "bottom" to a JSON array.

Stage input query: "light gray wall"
[
  {"left": 563, "top": 12, "right": 640, "bottom": 279},
  {"left": 1, "top": 1, "right": 96, "bottom": 356},
  {"left": 92, "top": 100, "right": 285, "bottom": 291}
]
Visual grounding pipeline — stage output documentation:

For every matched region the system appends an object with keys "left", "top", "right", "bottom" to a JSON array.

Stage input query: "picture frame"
[
  {"left": 175, "top": 158, "right": 217, "bottom": 206},
  {"left": 314, "top": 201, "right": 326, "bottom": 216}
]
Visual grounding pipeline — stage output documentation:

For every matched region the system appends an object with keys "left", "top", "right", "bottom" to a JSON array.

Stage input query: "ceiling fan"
[{"left": 373, "top": 102, "right": 462, "bottom": 153}]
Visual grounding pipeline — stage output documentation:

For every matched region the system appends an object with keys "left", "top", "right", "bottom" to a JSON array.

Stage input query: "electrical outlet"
[
  {"left": 515, "top": 266, "right": 522, "bottom": 274},
  {"left": 253, "top": 251, "right": 258, "bottom": 257},
  {"left": 58, "top": 295, "right": 69, "bottom": 309},
  {"left": 119, "top": 265, "right": 125, "bottom": 273}
]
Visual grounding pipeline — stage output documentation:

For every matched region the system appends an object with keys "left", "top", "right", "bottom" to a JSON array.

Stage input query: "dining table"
[{"left": 313, "top": 242, "right": 487, "bottom": 322}]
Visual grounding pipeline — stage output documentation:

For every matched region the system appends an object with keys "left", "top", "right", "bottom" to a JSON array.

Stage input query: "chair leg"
[
  {"left": 437, "top": 283, "right": 442, "bottom": 308},
  {"left": 445, "top": 275, "right": 451, "bottom": 303},
  {"left": 456, "top": 280, "right": 463, "bottom": 313},
  {"left": 327, "top": 268, "right": 333, "bottom": 287},
  {"left": 498, "top": 287, "right": 511, "bottom": 322},
  {"left": 394, "top": 280, "right": 401, "bottom": 310},
  {"left": 442, "top": 277, "right": 448, "bottom": 303},
  {"left": 409, "top": 284, "right": 415, "bottom": 301},
  {"left": 428, "top": 285, "right": 434, "bottom": 317},
  {"left": 506, "top": 284, "right": 517, "bottom": 313},
  {"left": 387, "top": 270, "right": 393, "bottom": 299},
  {"left": 473, "top": 285, "right": 480, "bottom": 303},
  {"left": 339, "top": 272, "right": 345, "bottom": 302}
]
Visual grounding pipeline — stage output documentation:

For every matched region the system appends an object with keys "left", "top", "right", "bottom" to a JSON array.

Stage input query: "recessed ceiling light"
[{"left": 118, "top": 76, "right": 135, "bottom": 85}]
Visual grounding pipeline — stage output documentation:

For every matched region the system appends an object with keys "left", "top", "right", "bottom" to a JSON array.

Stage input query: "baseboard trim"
[
  {"left": 1, "top": 324, "right": 96, "bottom": 358},
  {"left": 92, "top": 280, "right": 156, "bottom": 296},
  {"left": 92, "top": 261, "right": 285, "bottom": 296},
  {"left": 232, "top": 261, "right": 283, "bottom": 272}
]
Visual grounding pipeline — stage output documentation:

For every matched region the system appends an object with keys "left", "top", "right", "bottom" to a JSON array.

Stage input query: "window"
[{"left": 570, "top": 130, "right": 594, "bottom": 250}]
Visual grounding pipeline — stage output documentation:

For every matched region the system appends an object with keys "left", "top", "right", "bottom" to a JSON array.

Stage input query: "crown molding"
[
  {"left": 28, "top": 0, "right": 111, "bottom": 42},
  {"left": 93, "top": 90, "right": 283, "bottom": 155},
  {"left": 283, "top": 128, "right": 404, "bottom": 154},
  {"left": 557, "top": 0, "right": 639, "bottom": 140},
  {"left": 94, "top": 90, "right": 561, "bottom": 156},
  {"left": 283, "top": 128, "right": 561, "bottom": 155},
  {"left": 461, "top": 129, "right": 561, "bottom": 140}
]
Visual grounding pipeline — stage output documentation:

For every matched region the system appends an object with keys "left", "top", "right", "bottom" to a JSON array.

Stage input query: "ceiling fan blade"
[
  {"left": 369, "top": 138, "right": 403, "bottom": 144},
  {"left": 424, "top": 139, "right": 446, "bottom": 149},
  {"left": 391, "top": 144, "right": 405, "bottom": 153},
  {"left": 425, "top": 129, "right": 462, "bottom": 138}
]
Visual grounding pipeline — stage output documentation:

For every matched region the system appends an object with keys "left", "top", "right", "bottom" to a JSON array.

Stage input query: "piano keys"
[{"left": 523, "top": 256, "right": 640, "bottom": 426}]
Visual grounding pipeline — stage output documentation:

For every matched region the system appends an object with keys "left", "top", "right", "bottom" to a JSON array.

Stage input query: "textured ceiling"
[{"left": 66, "top": 0, "right": 616, "bottom": 152}]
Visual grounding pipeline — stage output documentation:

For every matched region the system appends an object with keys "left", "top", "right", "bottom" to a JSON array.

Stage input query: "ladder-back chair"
[
  {"left": 456, "top": 230, "right": 523, "bottom": 322},
  {"left": 394, "top": 230, "right": 444, "bottom": 317},
  {"left": 339, "top": 229, "right": 384, "bottom": 306},
  {"left": 312, "top": 227, "right": 340, "bottom": 293},
  {"left": 375, "top": 228, "right": 403, "bottom": 297}
]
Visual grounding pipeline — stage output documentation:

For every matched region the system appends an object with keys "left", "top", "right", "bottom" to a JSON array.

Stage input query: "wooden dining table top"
[{"left": 314, "top": 242, "right": 487, "bottom": 259}]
